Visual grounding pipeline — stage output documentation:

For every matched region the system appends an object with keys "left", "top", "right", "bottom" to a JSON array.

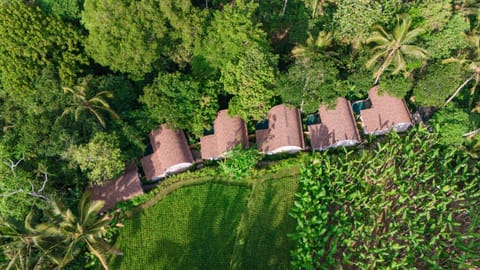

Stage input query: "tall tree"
[
  {"left": 413, "top": 63, "right": 465, "bottom": 107},
  {"left": 82, "top": 0, "right": 204, "bottom": 78},
  {"left": 68, "top": 132, "right": 124, "bottom": 186},
  {"left": 366, "top": 16, "right": 428, "bottom": 84},
  {"left": 0, "top": 154, "right": 51, "bottom": 220},
  {"left": 291, "top": 31, "right": 338, "bottom": 64},
  {"left": 443, "top": 33, "right": 480, "bottom": 105},
  {"left": 221, "top": 47, "right": 276, "bottom": 121},
  {"left": 82, "top": 0, "right": 169, "bottom": 78},
  {"left": 2, "top": 192, "right": 120, "bottom": 270},
  {"left": 194, "top": 0, "right": 269, "bottom": 71},
  {"left": 61, "top": 78, "right": 119, "bottom": 128},
  {"left": 424, "top": 15, "right": 470, "bottom": 60},
  {"left": 0, "top": 213, "right": 57, "bottom": 270},
  {"left": 0, "top": 1, "right": 87, "bottom": 113},
  {"left": 45, "top": 192, "right": 120, "bottom": 269},
  {"left": 277, "top": 59, "right": 340, "bottom": 113},
  {"left": 141, "top": 72, "right": 219, "bottom": 137},
  {"left": 333, "top": 0, "right": 398, "bottom": 47}
]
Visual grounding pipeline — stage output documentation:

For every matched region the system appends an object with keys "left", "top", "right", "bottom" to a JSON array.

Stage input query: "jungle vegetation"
[{"left": 0, "top": 0, "right": 479, "bottom": 269}]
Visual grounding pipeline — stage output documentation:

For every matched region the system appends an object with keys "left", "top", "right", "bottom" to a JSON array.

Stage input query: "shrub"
[{"left": 219, "top": 145, "right": 260, "bottom": 180}]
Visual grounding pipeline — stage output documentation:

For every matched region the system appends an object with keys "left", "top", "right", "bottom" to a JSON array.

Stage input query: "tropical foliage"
[
  {"left": 219, "top": 146, "right": 260, "bottom": 180},
  {"left": 290, "top": 128, "right": 480, "bottom": 269},
  {"left": 366, "top": 16, "right": 428, "bottom": 84},
  {"left": 68, "top": 132, "right": 124, "bottom": 186},
  {"left": 62, "top": 81, "right": 119, "bottom": 129},
  {"left": 140, "top": 72, "right": 219, "bottom": 137},
  {"left": 1, "top": 192, "right": 119, "bottom": 270},
  {"left": 0, "top": 0, "right": 479, "bottom": 268}
]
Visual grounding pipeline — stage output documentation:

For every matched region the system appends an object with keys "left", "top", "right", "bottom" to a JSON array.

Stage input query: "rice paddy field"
[{"left": 110, "top": 163, "right": 300, "bottom": 270}]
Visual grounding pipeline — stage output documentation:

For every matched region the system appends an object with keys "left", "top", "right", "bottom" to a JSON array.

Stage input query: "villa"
[
  {"left": 359, "top": 86, "right": 413, "bottom": 135},
  {"left": 141, "top": 124, "right": 194, "bottom": 181},
  {"left": 200, "top": 109, "right": 249, "bottom": 160},
  {"left": 308, "top": 97, "right": 361, "bottom": 150},
  {"left": 256, "top": 104, "right": 305, "bottom": 154},
  {"left": 90, "top": 163, "right": 144, "bottom": 213}
]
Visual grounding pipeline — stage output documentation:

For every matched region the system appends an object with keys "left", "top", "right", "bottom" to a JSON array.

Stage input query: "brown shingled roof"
[
  {"left": 360, "top": 86, "right": 412, "bottom": 135},
  {"left": 141, "top": 124, "right": 194, "bottom": 180},
  {"left": 309, "top": 97, "right": 360, "bottom": 150},
  {"left": 200, "top": 110, "right": 249, "bottom": 159},
  {"left": 256, "top": 104, "right": 305, "bottom": 154},
  {"left": 90, "top": 163, "right": 143, "bottom": 213}
]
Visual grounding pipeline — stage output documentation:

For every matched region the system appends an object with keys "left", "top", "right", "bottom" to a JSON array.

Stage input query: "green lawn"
[{"left": 110, "top": 163, "right": 300, "bottom": 270}]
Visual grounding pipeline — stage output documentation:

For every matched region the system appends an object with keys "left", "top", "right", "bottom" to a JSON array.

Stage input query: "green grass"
[
  {"left": 231, "top": 175, "right": 299, "bottom": 270},
  {"left": 111, "top": 183, "right": 250, "bottom": 270},
  {"left": 110, "top": 161, "right": 301, "bottom": 270}
]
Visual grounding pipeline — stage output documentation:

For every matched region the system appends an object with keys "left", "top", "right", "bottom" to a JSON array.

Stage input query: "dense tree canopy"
[
  {"left": 278, "top": 59, "right": 340, "bottom": 113},
  {"left": 194, "top": 0, "right": 268, "bottom": 70},
  {"left": 141, "top": 72, "right": 219, "bottom": 137},
  {"left": 0, "top": 1, "right": 86, "bottom": 112},
  {"left": 82, "top": 0, "right": 204, "bottom": 78},
  {"left": 333, "top": 0, "right": 398, "bottom": 46},
  {"left": 221, "top": 46, "right": 276, "bottom": 120},
  {"left": 68, "top": 132, "right": 124, "bottom": 186},
  {"left": 414, "top": 63, "right": 465, "bottom": 106}
]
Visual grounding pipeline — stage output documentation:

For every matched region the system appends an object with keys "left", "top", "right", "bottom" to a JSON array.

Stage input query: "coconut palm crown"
[
  {"left": 62, "top": 82, "right": 119, "bottom": 128},
  {"left": 366, "top": 16, "right": 428, "bottom": 84}
]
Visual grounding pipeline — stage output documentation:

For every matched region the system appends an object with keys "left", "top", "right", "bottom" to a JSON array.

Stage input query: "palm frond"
[
  {"left": 92, "top": 105, "right": 120, "bottom": 120},
  {"left": 365, "top": 50, "right": 387, "bottom": 69},
  {"left": 403, "top": 27, "right": 425, "bottom": 44},
  {"left": 74, "top": 106, "right": 85, "bottom": 122},
  {"left": 89, "top": 97, "right": 112, "bottom": 109},
  {"left": 371, "top": 25, "right": 391, "bottom": 41},
  {"left": 442, "top": 57, "right": 467, "bottom": 65},
  {"left": 392, "top": 51, "right": 407, "bottom": 74},
  {"left": 86, "top": 241, "right": 110, "bottom": 270},
  {"left": 393, "top": 17, "right": 411, "bottom": 41},
  {"left": 314, "top": 31, "right": 333, "bottom": 48},
  {"left": 401, "top": 45, "right": 428, "bottom": 59},
  {"left": 89, "top": 108, "right": 107, "bottom": 128},
  {"left": 79, "top": 201, "right": 105, "bottom": 227}
]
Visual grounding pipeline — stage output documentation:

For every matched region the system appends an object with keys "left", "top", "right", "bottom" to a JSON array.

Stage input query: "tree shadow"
[
  {"left": 112, "top": 183, "right": 249, "bottom": 269},
  {"left": 234, "top": 178, "right": 299, "bottom": 270}
]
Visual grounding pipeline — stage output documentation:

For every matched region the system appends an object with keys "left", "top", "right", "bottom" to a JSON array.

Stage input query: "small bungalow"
[
  {"left": 141, "top": 124, "right": 194, "bottom": 181},
  {"left": 308, "top": 97, "right": 361, "bottom": 150},
  {"left": 200, "top": 109, "right": 249, "bottom": 160},
  {"left": 359, "top": 86, "right": 413, "bottom": 135},
  {"left": 90, "top": 163, "right": 144, "bottom": 213},
  {"left": 256, "top": 104, "right": 305, "bottom": 154}
]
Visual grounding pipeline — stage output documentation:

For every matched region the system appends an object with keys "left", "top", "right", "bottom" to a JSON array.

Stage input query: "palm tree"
[
  {"left": 45, "top": 192, "right": 121, "bottom": 269},
  {"left": 292, "top": 31, "right": 338, "bottom": 64},
  {"left": 0, "top": 213, "right": 58, "bottom": 270},
  {"left": 1, "top": 193, "right": 120, "bottom": 269},
  {"left": 366, "top": 16, "right": 428, "bottom": 84},
  {"left": 443, "top": 33, "right": 480, "bottom": 106},
  {"left": 62, "top": 81, "right": 119, "bottom": 128}
]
